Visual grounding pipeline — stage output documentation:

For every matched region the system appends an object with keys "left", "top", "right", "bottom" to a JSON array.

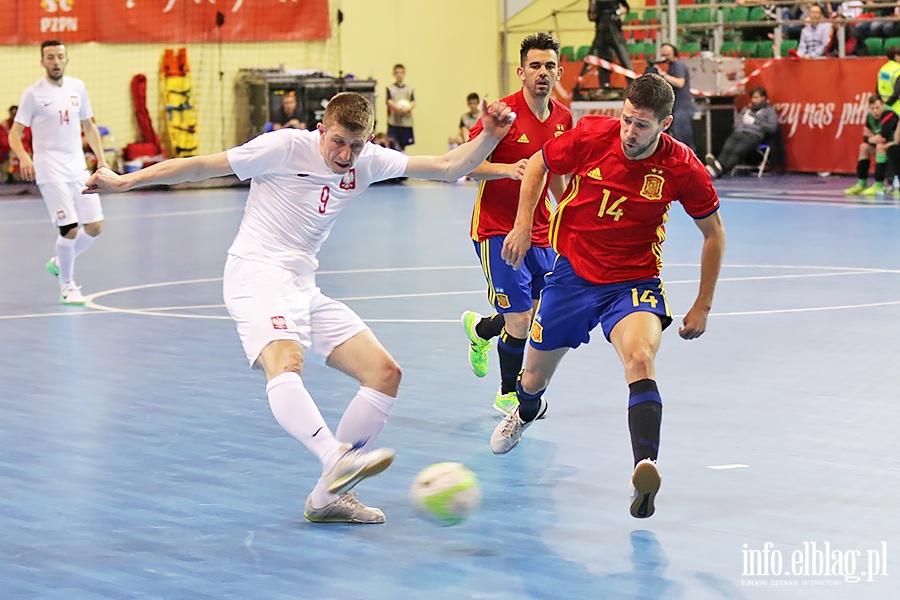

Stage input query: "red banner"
[
  {"left": 745, "top": 58, "right": 881, "bottom": 174},
  {"left": 8, "top": 0, "right": 329, "bottom": 44}
]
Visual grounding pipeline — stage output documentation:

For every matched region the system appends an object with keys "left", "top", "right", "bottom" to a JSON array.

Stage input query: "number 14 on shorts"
[{"left": 632, "top": 288, "right": 658, "bottom": 308}]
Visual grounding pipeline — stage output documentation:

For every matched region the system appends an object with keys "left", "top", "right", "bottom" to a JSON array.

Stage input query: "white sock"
[
  {"left": 309, "top": 387, "right": 396, "bottom": 508},
  {"left": 55, "top": 235, "right": 77, "bottom": 283},
  {"left": 266, "top": 372, "right": 342, "bottom": 466},
  {"left": 335, "top": 386, "right": 396, "bottom": 450},
  {"left": 73, "top": 227, "right": 96, "bottom": 257}
]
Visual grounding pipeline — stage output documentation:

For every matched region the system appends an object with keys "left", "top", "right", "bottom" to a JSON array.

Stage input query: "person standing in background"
[
  {"left": 647, "top": 43, "right": 695, "bottom": 153},
  {"left": 449, "top": 93, "right": 481, "bottom": 149},
  {"left": 386, "top": 64, "right": 415, "bottom": 151},
  {"left": 581, "top": 0, "right": 633, "bottom": 89},
  {"left": 8, "top": 40, "right": 108, "bottom": 305}
]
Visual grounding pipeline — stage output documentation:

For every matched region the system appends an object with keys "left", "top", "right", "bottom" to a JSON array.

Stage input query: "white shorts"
[
  {"left": 38, "top": 175, "right": 103, "bottom": 227},
  {"left": 223, "top": 254, "right": 368, "bottom": 368}
]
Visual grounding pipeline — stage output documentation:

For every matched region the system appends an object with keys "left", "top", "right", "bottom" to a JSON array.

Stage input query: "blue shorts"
[
  {"left": 529, "top": 256, "right": 673, "bottom": 351},
  {"left": 474, "top": 236, "right": 556, "bottom": 314}
]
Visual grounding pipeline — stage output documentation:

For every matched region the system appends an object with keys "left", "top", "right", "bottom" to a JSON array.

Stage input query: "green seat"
[
  {"left": 560, "top": 45, "right": 575, "bottom": 61},
  {"left": 781, "top": 40, "right": 799, "bottom": 55},
  {"left": 625, "top": 11, "right": 640, "bottom": 22},
  {"left": 680, "top": 42, "right": 702, "bottom": 56},
  {"left": 725, "top": 6, "right": 750, "bottom": 22},
  {"left": 755, "top": 42, "right": 775, "bottom": 58},
  {"left": 748, "top": 6, "right": 767, "bottom": 21},
  {"left": 864, "top": 38, "right": 883, "bottom": 56},
  {"left": 884, "top": 37, "right": 900, "bottom": 52},
  {"left": 576, "top": 45, "right": 591, "bottom": 61},
  {"left": 643, "top": 9, "right": 658, "bottom": 23},
  {"left": 676, "top": 8, "right": 694, "bottom": 25},
  {"left": 693, "top": 8, "right": 712, "bottom": 25},
  {"left": 739, "top": 41, "right": 758, "bottom": 57},
  {"left": 719, "top": 40, "right": 740, "bottom": 56}
]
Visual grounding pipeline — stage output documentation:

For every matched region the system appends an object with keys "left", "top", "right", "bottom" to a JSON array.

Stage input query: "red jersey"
[
  {"left": 543, "top": 115, "right": 719, "bottom": 285},
  {"left": 468, "top": 89, "right": 572, "bottom": 246}
]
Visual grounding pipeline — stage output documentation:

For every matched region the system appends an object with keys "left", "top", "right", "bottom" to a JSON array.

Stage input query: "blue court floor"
[{"left": 0, "top": 173, "right": 898, "bottom": 599}]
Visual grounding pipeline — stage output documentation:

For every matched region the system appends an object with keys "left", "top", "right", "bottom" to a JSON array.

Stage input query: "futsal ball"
[
  {"left": 396, "top": 99, "right": 411, "bottom": 111},
  {"left": 410, "top": 462, "right": 481, "bottom": 525}
]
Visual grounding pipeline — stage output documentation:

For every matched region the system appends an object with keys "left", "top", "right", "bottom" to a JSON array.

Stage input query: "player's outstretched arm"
[
  {"left": 404, "top": 100, "right": 515, "bottom": 182},
  {"left": 501, "top": 150, "right": 548, "bottom": 270},
  {"left": 680, "top": 211, "right": 725, "bottom": 340},
  {"left": 83, "top": 152, "right": 234, "bottom": 194},
  {"left": 468, "top": 158, "right": 529, "bottom": 181}
]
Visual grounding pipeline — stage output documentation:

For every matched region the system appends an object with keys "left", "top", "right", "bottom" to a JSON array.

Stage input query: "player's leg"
[
  {"left": 224, "top": 256, "right": 390, "bottom": 523},
  {"left": 846, "top": 143, "right": 874, "bottom": 194},
  {"left": 607, "top": 281, "right": 669, "bottom": 518},
  {"left": 461, "top": 238, "right": 505, "bottom": 378},
  {"left": 39, "top": 181, "right": 85, "bottom": 304},
  {"left": 73, "top": 176, "right": 103, "bottom": 257},
  {"left": 863, "top": 141, "right": 891, "bottom": 195}
]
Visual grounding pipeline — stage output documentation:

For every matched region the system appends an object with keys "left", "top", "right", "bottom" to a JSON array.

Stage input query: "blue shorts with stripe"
[
  {"left": 473, "top": 236, "right": 556, "bottom": 314},
  {"left": 529, "top": 256, "right": 673, "bottom": 351}
]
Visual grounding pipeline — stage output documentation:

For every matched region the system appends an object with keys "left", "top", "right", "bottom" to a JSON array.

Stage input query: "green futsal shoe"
[
  {"left": 461, "top": 311, "right": 491, "bottom": 378},
  {"left": 843, "top": 183, "right": 865, "bottom": 195},
  {"left": 494, "top": 389, "right": 519, "bottom": 415},
  {"left": 45, "top": 257, "right": 60, "bottom": 277},
  {"left": 861, "top": 183, "right": 884, "bottom": 196}
]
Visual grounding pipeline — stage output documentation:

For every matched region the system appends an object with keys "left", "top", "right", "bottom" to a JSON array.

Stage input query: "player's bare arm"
[
  {"left": 81, "top": 119, "right": 109, "bottom": 170},
  {"left": 501, "top": 150, "right": 549, "bottom": 269},
  {"left": 405, "top": 100, "right": 515, "bottom": 181},
  {"left": 7, "top": 122, "right": 35, "bottom": 181},
  {"left": 468, "top": 158, "right": 529, "bottom": 181},
  {"left": 679, "top": 211, "right": 726, "bottom": 340},
  {"left": 83, "top": 152, "right": 234, "bottom": 194}
]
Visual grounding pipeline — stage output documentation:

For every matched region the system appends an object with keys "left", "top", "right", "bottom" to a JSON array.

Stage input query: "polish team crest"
[
  {"left": 339, "top": 168, "right": 356, "bottom": 190},
  {"left": 271, "top": 316, "right": 288, "bottom": 330},
  {"left": 640, "top": 169, "right": 665, "bottom": 200},
  {"left": 70, "top": 95, "right": 79, "bottom": 107}
]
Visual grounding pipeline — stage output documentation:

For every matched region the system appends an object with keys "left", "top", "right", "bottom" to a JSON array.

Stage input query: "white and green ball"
[{"left": 410, "top": 462, "right": 482, "bottom": 525}]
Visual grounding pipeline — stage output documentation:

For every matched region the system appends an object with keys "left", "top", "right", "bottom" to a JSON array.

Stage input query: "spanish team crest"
[
  {"left": 530, "top": 320, "right": 543, "bottom": 344},
  {"left": 496, "top": 293, "right": 511, "bottom": 309},
  {"left": 640, "top": 170, "right": 665, "bottom": 200}
]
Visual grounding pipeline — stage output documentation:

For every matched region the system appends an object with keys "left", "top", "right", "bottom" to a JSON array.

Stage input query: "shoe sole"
[
  {"left": 45, "top": 259, "right": 59, "bottom": 278},
  {"left": 630, "top": 461, "right": 661, "bottom": 519},
  {"left": 59, "top": 298, "right": 86, "bottom": 306},
  {"left": 303, "top": 510, "right": 385, "bottom": 524},
  {"left": 326, "top": 452, "right": 395, "bottom": 495}
]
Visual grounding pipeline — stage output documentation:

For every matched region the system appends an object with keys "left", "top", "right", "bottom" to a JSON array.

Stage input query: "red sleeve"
[
  {"left": 467, "top": 118, "right": 484, "bottom": 142},
  {"left": 541, "top": 125, "right": 581, "bottom": 175},
  {"left": 678, "top": 159, "right": 720, "bottom": 219}
]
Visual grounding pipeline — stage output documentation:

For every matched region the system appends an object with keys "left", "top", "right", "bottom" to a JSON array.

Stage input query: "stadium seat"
[
  {"left": 677, "top": 8, "right": 695, "bottom": 25},
  {"left": 884, "top": 37, "right": 900, "bottom": 51},
  {"left": 725, "top": 6, "right": 750, "bottom": 23},
  {"left": 781, "top": 40, "right": 799, "bottom": 55},
  {"left": 680, "top": 42, "right": 702, "bottom": 56},
  {"left": 747, "top": 6, "right": 767, "bottom": 21},
  {"left": 693, "top": 8, "right": 712, "bottom": 25},
  {"left": 576, "top": 45, "right": 592, "bottom": 61},
  {"left": 755, "top": 42, "right": 775, "bottom": 58},
  {"left": 739, "top": 41, "right": 758, "bottom": 57},
  {"left": 864, "top": 38, "right": 883, "bottom": 57},
  {"left": 719, "top": 41, "right": 740, "bottom": 57}
]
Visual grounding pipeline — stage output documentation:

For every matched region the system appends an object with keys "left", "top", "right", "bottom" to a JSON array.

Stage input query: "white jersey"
[
  {"left": 226, "top": 129, "right": 409, "bottom": 273},
  {"left": 15, "top": 76, "right": 94, "bottom": 185}
]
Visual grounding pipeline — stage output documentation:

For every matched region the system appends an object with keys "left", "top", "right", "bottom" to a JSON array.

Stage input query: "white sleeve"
[
  {"left": 226, "top": 129, "right": 293, "bottom": 181},
  {"left": 79, "top": 81, "right": 95, "bottom": 121},
  {"left": 15, "top": 88, "right": 35, "bottom": 127},
  {"left": 368, "top": 143, "right": 409, "bottom": 182}
]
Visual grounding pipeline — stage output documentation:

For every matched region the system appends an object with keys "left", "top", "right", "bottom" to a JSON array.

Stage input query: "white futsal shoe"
[{"left": 323, "top": 443, "right": 395, "bottom": 495}]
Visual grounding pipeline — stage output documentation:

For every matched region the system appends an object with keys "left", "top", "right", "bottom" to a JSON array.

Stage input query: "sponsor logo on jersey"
[
  {"left": 339, "top": 168, "right": 356, "bottom": 190},
  {"left": 496, "top": 293, "right": 511, "bottom": 309},
  {"left": 640, "top": 169, "right": 665, "bottom": 200},
  {"left": 296, "top": 173, "right": 310, "bottom": 177},
  {"left": 530, "top": 320, "right": 543, "bottom": 343},
  {"left": 516, "top": 134, "right": 530, "bottom": 143},
  {"left": 587, "top": 168, "right": 603, "bottom": 180},
  {"left": 271, "top": 316, "right": 288, "bottom": 330},
  {"left": 554, "top": 124, "right": 566, "bottom": 137}
]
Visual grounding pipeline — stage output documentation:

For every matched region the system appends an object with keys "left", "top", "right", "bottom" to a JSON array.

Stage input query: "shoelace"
[{"left": 500, "top": 409, "right": 523, "bottom": 437}]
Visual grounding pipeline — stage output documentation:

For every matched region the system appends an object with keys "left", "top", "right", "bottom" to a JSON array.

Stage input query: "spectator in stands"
[
  {"left": 797, "top": 3, "right": 833, "bottom": 57},
  {"left": 705, "top": 86, "right": 779, "bottom": 178},
  {"left": 781, "top": 3, "right": 808, "bottom": 41},
  {"left": 272, "top": 91, "right": 306, "bottom": 130},
  {"left": 449, "top": 93, "right": 481, "bottom": 149},
  {"left": 582, "top": 0, "right": 633, "bottom": 88},
  {"left": 2, "top": 105, "right": 30, "bottom": 183},
  {"left": 844, "top": 95, "right": 898, "bottom": 196},
  {"left": 647, "top": 43, "right": 695, "bottom": 152},
  {"left": 736, "top": 0, "right": 779, "bottom": 42},
  {"left": 857, "top": 1, "right": 897, "bottom": 41},
  {"left": 878, "top": 47, "right": 900, "bottom": 115}
]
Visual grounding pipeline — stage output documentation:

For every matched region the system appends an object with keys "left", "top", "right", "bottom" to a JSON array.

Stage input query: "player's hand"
[
  {"left": 18, "top": 156, "right": 35, "bottom": 182},
  {"left": 501, "top": 225, "right": 531, "bottom": 270},
  {"left": 678, "top": 304, "right": 710, "bottom": 340},
  {"left": 508, "top": 158, "right": 529, "bottom": 180},
  {"left": 480, "top": 99, "right": 516, "bottom": 139},
  {"left": 83, "top": 166, "right": 127, "bottom": 194}
]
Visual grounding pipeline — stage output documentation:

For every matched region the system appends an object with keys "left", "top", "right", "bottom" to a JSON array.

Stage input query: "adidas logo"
[
  {"left": 517, "top": 134, "right": 530, "bottom": 143},
  {"left": 587, "top": 168, "right": 603, "bottom": 180}
]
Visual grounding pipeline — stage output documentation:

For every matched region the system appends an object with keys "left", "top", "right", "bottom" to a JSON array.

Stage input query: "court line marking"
[
  {"left": 707, "top": 464, "right": 750, "bottom": 470},
  {"left": 2, "top": 264, "right": 899, "bottom": 321},
  {"left": 3, "top": 206, "right": 245, "bottom": 226}
]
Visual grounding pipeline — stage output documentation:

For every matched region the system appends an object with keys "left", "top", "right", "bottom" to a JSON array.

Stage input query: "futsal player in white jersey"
[
  {"left": 8, "top": 40, "right": 108, "bottom": 305},
  {"left": 84, "top": 92, "right": 516, "bottom": 524}
]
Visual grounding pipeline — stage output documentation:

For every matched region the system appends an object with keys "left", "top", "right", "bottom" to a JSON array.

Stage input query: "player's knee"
[
  {"left": 260, "top": 342, "right": 305, "bottom": 378},
  {"left": 520, "top": 368, "right": 549, "bottom": 395},
  {"left": 503, "top": 311, "right": 531, "bottom": 338},
  {"left": 58, "top": 222, "right": 78, "bottom": 237},
  {"left": 83, "top": 221, "right": 103, "bottom": 237},
  {"left": 370, "top": 357, "right": 402, "bottom": 396},
  {"left": 624, "top": 347, "right": 655, "bottom": 377}
]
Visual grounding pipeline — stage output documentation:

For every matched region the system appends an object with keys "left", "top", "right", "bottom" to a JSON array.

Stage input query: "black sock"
[
  {"left": 857, "top": 158, "right": 870, "bottom": 182},
  {"left": 516, "top": 376, "right": 545, "bottom": 422},
  {"left": 875, "top": 159, "right": 888, "bottom": 184},
  {"left": 475, "top": 313, "right": 505, "bottom": 340},
  {"left": 627, "top": 379, "right": 662, "bottom": 466},
  {"left": 497, "top": 330, "right": 526, "bottom": 394}
]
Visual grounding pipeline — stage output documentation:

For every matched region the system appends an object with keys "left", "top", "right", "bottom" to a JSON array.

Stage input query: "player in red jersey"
[
  {"left": 460, "top": 32, "right": 573, "bottom": 416},
  {"left": 491, "top": 74, "right": 726, "bottom": 519}
]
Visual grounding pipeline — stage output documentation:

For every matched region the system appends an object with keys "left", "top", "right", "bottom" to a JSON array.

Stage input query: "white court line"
[
  {"left": 707, "top": 464, "right": 750, "bottom": 470},
  {"left": 3, "top": 206, "right": 244, "bottom": 226}
]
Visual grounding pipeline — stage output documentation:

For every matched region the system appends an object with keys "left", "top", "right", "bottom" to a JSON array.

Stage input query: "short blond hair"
[{"left": 323, "top": 92, "right": 375, "bottom": 134}]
